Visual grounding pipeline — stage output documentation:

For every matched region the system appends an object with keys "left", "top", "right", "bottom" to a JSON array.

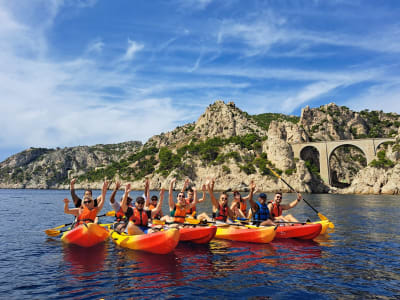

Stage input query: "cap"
[{"left": 259, "top": 193, "right": 267, "bottom": 199}]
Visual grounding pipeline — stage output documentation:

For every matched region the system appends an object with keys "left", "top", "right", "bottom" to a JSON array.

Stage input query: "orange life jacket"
[
  {"left": 185, "top": 198, "right": 196, "bottom": 215},
  {"left": 129, "top": 208, "right": 149, "bottom": 226},
  {"left": 270, "top": 201, "right": 283, "bottom": 218},
  {"left": 115, "top": 207, "right": 125, "bottom": 222},
  {"left": 76, "top": 206, "right": 98, "bottom": 226},
  {"left": 239, "top": 200, "right": 247, "bottom": 213},
  {"left": 149, "top": 204, "right": 163, "bottom": 219},
  {"left": 174, "top": 204, "right": 187, "bottom": 223},
  {"left": 216, "top": 204, "right": 229, "bottom": 222}
]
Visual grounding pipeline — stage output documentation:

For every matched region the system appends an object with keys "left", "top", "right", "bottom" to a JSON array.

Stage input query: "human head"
[
  {"left": 84, "top": 189, "right": 93, "bottom": 198},
  {"left": 151, "top": 195, "right": 158, "bottom": 204},
  {"left": 233, "top": 190, "right": 241, "bottom": 200},
  {"left": 83, "top": 196, "right": 94, "bottom": 208},
  {"left": 135, "top": 196, "right": 145, "bottom": 209},
  {"left": 220, "top": 192, "right": 229, "bottom": 205},
  {"left": 274, "top": 192, "right": 282, "bottom": 204},
  {"left": 177, "top": 192, "right": 186, "bottom": 205},
  {"left": 187, "top": 187, "right": 194, "bottom": 199},
  {"left": 258, "top": 193, "right": 267, "bottom": 204}
]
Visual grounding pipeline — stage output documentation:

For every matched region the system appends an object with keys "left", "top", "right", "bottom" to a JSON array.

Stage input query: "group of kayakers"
[{"left": 63, "top": 178, "right": 303, "bottom": 235}]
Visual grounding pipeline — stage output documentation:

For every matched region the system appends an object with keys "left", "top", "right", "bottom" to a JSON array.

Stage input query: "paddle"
[
  {"left": 44, "top": 210, "right": 116, "bottom": 236},
  {"left": 266, "top": 165, "right": 335, "bottom": 229}
]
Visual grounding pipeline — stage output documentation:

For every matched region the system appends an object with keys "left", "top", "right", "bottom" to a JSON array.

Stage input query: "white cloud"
[
  {"left": 122, "top": 39, "right": 144, "bottom": 61},
  {"left": 176, "top": 0, "right": 213, "bottom": 10},
  {"left": 86, "top": 39, "right": 104, "bottom": 54}
]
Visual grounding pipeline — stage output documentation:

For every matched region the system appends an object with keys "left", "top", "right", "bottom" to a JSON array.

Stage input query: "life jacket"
[
  {"left": 185, "top": 198, "right": 196, "bottom": 215},
  {"left": 253, "top": 201, "right": 270, "bottom": 221},
  {"left": 270, "top": 201, "right": 283, "bottom": 218},
  {"left": 76, "top": 206, "right": 98, "bottom": 226},
  {"left": 115, "top": 207, "right": 126, "bottom": 222},
  {"left": 149, "top": 203, "right": 163, "bottom": 219},
  {"left": 174, "top": 204, "right": 187, "bottom": 223},
  {"left": 129, "top": 208, "right": 149, "bottom": 226},
  {"left": 239, "top": 199, "right": 247, "bottom": 214},
  {"left": 216, "top": 204, "right": 228, "bottom": 222}
]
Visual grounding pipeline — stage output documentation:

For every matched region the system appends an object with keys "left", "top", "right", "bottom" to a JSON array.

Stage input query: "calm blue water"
[{"left": 0, "top": 189, "right": 399, "bottom": 299}]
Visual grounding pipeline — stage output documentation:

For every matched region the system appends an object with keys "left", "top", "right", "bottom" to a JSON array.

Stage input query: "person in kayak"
[
  {"left": 181, "top": 179, "right": 207, "bottom": 218},
  {"left": 248, "top": 182, "right": 276, "bottom": 226},
  {"left": 230, "top": 190, "right": 251, "bottom": 219},
  {"left": 269, "top": 192, "right": 302, "bottom": 223},
  {"left": 109, "top": 181, "right": 134, "bottom": 222},
  {"left": 197, "top": 178, "right": 235, "bottom": 223},
  {"left": 162, "top": 178, "right": 198, "bottom": 225},
  {"left": 70, "top": 178, "right": 101, "bottom": 208},
  {"left": 119, "top": 183, "right": 164, "bottom": 235},
  {"left": 63, "top": 180, "right": 108, "bottom": 228},
  {"left": 144, "top": 178, "right": 164, "bottom": 220}
]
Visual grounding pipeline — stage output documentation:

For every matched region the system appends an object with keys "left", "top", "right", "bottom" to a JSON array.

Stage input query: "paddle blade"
[
  {"left": 152, "top": 219, "right": 165, "bottom": 225},
  {"left": 185, "top": 218, "right": 200, "bottom": 225},
  {"left": 44, "top": 229, "right": 61, "bottom": 237},
  {"left": 318, "top": 212, "right": 328, "bottom": 221},
  {"left": 105, "top": 211, "right": 115, "bottom": 217},
  {"left": 328, "top": 221, "right": 335, "bottom": 229}
]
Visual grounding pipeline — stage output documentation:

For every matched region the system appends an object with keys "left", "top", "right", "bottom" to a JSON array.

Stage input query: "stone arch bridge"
[{"left": 290, "top": 138, "right": 395, "bottom": 185}]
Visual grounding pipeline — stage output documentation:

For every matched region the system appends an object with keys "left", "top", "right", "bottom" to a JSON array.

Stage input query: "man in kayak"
[
  {"left": 109, "top": 181, "right": 134, "bottom": 222},
  {"left": 70, "top": 178, "right": 101, "bottom": 208},
  {"left": 63, "top": 180, "right": 108, "bottom": 228},
  {"left": 181, "top": 178, "right": 207, "bottom": 218},
  {"left": 119, "top": 183, "right": 164, "bottom": 235},
  {"left": 248, "top": 182, "right": 276, "bottom": 226},
  {"left": 269, "top": 192, "right": 302, "bottom": 223},
  {"left": 197, "top": 178, "right": 235, "bottom": 223},
  {"left": 163, "top": 178, "right": 198, "bottom": 225}
]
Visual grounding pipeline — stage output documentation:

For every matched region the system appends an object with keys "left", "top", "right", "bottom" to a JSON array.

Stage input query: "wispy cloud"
[
  {"left": 86, "top": 39, "right": 104, "bottom": 54},
  {"left": 122, "top": 39, "right": 144, "bottom": 61},
  {"left": 176, "top": 0, "right": 213, "bottom": 10}
]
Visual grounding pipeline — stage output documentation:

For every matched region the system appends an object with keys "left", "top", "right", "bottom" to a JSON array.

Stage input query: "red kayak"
[
  {"left": 179, "top": 226, "right": 217, "bottom": 244},
  {"left": 61, "top": 223, "right": 109, "bottom": 247},
  {"left": 275, "top": 223, "right": 322, "bottom": 240}
]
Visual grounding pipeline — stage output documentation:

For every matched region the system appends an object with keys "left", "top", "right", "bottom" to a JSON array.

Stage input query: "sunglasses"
[
  {"left": 221, "top": 197, "right": 228, "bottom": 200},
  {"left": 136, "top": 201, "right": 145, "bottom": 204},
  {"left": 83, "top": 200, "right": 92, "bottom": 204},
  {"left": 276, "top": 196, "right": 282, "bottom": 199},
  {"left": 151, "top": 199, "right": 158, "bottom": 201},
  {"left": 178, "top": 195, "right": 185, "bottom": 198}
]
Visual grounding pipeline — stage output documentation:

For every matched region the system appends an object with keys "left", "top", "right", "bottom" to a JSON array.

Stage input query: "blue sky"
[{"left": 1, "top": 0, "right": 400, "bottom": 162}]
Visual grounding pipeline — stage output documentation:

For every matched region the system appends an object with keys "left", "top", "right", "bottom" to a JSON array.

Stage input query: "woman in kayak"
[
  {"left": 63, "top": 180, "right": 109, "bottom": 228},
  {"left": 269, "top": 192, "right": 302, "bottom": 223},
  {"left": 162, "top": 178, "right": 198, "bottom": 225},
  {"left": 143, "top": 178, "right": 164, "bottom": 220},
  {"left": 118, "top": 183, "right": 164, "bottom": 235},
  {"left": 230, "top": 189, "right": 252, "bottom": 219},
  {"left": 197, "top": 178, "right": 235, "bottom": 223},
  {"left": 109, "top": 181, "right": 134, "bottom": 222}
]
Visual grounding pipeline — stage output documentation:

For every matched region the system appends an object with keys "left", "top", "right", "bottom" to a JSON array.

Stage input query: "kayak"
[
  {"left": 214, "top": 225, "right": 276, "bottom": 243},
  {"left": 179, "top": 226, "right": 217, "bottom": 244},
  {"left": 61, "top": 223, "right": 109, "bottom": 247},
  {"left": 111, "top": 228, "right": 180, "bottom": 254},
  {"left": 275, "top": 223, "right": 322, "bottom": 240}
]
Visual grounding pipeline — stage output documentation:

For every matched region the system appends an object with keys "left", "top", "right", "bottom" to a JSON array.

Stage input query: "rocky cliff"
[{"left": 2, "top": 101, "right": 400, "bottom": 194}]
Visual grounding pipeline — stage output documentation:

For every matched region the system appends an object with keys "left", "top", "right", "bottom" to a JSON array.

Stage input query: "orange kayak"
[
  {"left": 275, "top": 223, "right": 322, "bottom": 240},
  {"left": 61, "top": 223, "right": 109, "bottom": 247},
  {"left": 179, "top": 226, "right": 217, "bottom": 244},
  {"left": 111, "top": 228, "right": 180, "bottom": 254},
  {"left": 215, "top": 225, "right": 276, "bottom": 243}
]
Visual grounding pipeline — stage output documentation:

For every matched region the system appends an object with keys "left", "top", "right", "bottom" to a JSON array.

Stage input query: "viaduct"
[{"left": 290, "top": 138, "right": 395, "bottom": 185}]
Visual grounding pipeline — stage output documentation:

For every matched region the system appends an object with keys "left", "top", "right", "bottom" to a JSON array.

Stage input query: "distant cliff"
[{"left": 1, "top": 100, "right": 400, "bottom": 194}]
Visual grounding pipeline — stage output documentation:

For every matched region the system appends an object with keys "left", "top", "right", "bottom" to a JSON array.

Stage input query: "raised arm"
[
  {"left": 144, "top": 178, "right": 150, "bottom": 208},
  {"left": 188, "top": 186, "right": 198, "bottom": 208},
  {"left": 168, "top": 178, "right": 176, "bottom": 211},
  {"left": 109, "top": 181, "right": 121, "bottom": 204},
  {"left": 121, "top": 183, "right": 131, "bottom": 213},
  {"left": 151, "top": 188, "right": 164, "bottom": 217},
  {"left": 248, "top": 181, "right": 258, "bottom": 211},
  {"left": 197, "top": 184, "right": 207, "bottom": 203},
  {"left": 70, "top": 178, "right": 81, "bottom": 207},
  {"left": 181, "top": 178, "right": 190, "bottom": 193},
  {"left": 281, "top": 193, "right": 302, "bottom": 210},
  {"left": 96, "top": 180, "right": 108, "bottom": 212},
  {"left": 207, "top": 180, "right": 219, "bottom": 210},
  {"left": 63, "top": 198, "right": 79, "bottom": 216}
]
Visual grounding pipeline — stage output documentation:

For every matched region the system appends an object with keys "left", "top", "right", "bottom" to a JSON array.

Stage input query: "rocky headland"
[{"left": 1, "top": 101, "right": 400, "bottom": 194}]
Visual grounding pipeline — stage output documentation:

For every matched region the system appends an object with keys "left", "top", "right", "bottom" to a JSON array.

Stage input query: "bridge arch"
[{"left": 290, "top": 138, "right": 395, "bottom": 185}]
